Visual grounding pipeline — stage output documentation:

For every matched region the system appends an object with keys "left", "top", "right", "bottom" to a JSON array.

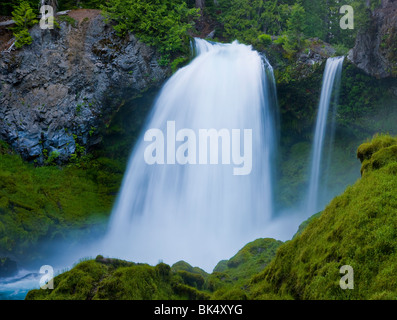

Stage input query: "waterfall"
[
  {"left": 306, "top": 56, "right": 344, "bottom": 215},
  {"left": 101, "top": 38, "right": 278, "bottom": 270}
]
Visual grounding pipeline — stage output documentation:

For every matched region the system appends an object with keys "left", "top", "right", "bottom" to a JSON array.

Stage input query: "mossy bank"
[{"left": 26, "top": 135, "right": 397, "bottom": 300}]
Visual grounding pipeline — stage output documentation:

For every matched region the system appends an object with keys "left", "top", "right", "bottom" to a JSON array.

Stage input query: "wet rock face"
[
  {"left": 0, "top": 13, "right": 171, "bottom": 163},
  {"left": 349, "top": 0, "right": 397, "bottom": 78}
]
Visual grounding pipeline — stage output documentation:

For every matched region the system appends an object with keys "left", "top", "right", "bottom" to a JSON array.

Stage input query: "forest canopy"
[{"left": 0, "top": 0, "right": 382, "bottom": 57}]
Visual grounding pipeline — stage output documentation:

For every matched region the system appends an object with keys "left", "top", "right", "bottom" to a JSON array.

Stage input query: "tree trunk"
[{"left": 195, "top": 0, "right": 205, "bottom": 10}]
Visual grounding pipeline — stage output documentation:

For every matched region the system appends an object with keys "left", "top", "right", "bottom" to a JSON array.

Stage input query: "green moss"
[
  {"left": 207, "top": 238, "right": 283, "bottom": 296},
  {"left": 358, "top": 134, "right": 397, "bottom": 175},
  {"left": 26, "top": 259, "right": 211, "bottom": 300},
  {"left": 357, "top": 134, "right": 397, "bottom": 162},
  {"left": 249, "top": 135, "right": 397, "bottom": 300},
  {"left": 23, "top": 134, "right": 397, "bottom": 300},
  {"left": 293, "top": 211, "right": 322, "bottom": 239},
  {"left": 0, "top": 143, "right": 122, "bottom": 260},
  {"left": 171, "top": 260, "right": 208, "bottom": 278}
]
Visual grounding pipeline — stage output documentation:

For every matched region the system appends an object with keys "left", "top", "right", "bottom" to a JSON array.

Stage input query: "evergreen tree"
[
  {"left": 102, "top": 0, "right": 199, "bottom": 58},
  {"left": 284, "top": 1, "right": 306, "bottom": 54},
  {"left": 11, "top": 1, "right": 38, "bottom": 48}
]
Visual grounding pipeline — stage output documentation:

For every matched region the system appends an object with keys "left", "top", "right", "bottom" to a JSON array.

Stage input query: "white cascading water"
[
  {"left": 101, "top": 38, "right": 278, "bottom": 270},
  {"left": 306, "top": 56, "right": 344, "bottom": 215}
]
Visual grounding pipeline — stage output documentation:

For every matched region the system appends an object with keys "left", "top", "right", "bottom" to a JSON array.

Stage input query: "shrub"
[
  {"left": 101, "top": 0, "right": 200, "bottom": 56},
  {"left": 258, "top": 34, "right": 272, "bottom": 46},
  {"left": 11, "top": 1, "right": 38, "bottom": 49}
]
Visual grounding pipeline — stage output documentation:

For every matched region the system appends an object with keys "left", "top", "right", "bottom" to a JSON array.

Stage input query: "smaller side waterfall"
[{"left": 306, "top": 56, "right": 344, "bottom": 215}]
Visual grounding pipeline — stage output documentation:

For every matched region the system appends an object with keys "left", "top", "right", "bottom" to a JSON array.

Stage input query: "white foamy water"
[
  {"left": 100, "top": 39, "right": 279, "bottom": 270},
  {"left": 307, "top": 56, "right": 344, "bottom": 215}
]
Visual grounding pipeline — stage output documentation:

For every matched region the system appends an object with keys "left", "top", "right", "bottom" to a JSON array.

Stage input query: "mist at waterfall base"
[
  {"left": 74, "top": 41, "right": 347, "bottom": 272},
  {"left": 96, "top": 39, "right": 283, "bottom": 271},
  {"left": 0, "top": 41, "right": 353, "bottom": 298}
]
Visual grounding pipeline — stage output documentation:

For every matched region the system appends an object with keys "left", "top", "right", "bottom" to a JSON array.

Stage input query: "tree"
[
  {"left": 102, "top": 0, "right": 200, "bottom": 57},
  {"left": 11, "top": 1, "right": 39, "bottom": 48},
  {"left": 283, "top": 1, "right": 306, "bottom": 54}
]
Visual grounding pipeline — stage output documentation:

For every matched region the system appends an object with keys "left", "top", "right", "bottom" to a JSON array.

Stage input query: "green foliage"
[
  {"left": 11, "top": 1, "right": 38, "bottom": 30},
  {"left": 176, "top": 270, "right": 205, "bottom": 289},
  {"left": 57, "top": 15, "right": 77, "bottom": 28},
  {"left": 258, "top": 34, "right": 272, "bottom": 46},
  {"left": 250, "top": 135, "right": 397, "bottom": 299},
  {"left": 217, "top": 0, "right": 264, "bottom": 44},
  {"left": 299, "top": 0, "right": 380, "bottom": 48},
  {"left": 101, "top": 0, "right": 199, "bottom": 56},
  {"left": 14, "top": 28, "right": 33, "bottom": 48},
  {"left": 171, "top": 260, "right": 208, "bottom": 278},
  {"left": 0, "top": 141, "right": 123, "bottom": 258},
  {"left": 216, "top": 0, "right": 290, "bottom": 45},
  {"left": 358, "top": 134, "right": 397, "bottom": 175},
  {"left": 11, "top": 1, "right": 38, "bottom": 49},
  {"left": 171, "top": 56, "right": 189, "bottom": 73},
  {"left": 337, "top": 63, "right": 384, "bottom": 125},
  {"left": 0, "top": 0, "right": 37, "bottom": 16},
  {"left": 44, "top": 150, "right": 60, "bottom": 166},
  {"left": 333, "top": 43, "right": 349, "bottom": 56},
  {"left": 0, "top": 141, "right": 11, "bottom": 154},
  {"left": 214, "top": 0, "right": 382, "bottom": 51},
  {"left": 58, "top": 0, "right": 108, "bottom": 11},
  {"left": 283, "top": 2, "right": 306, "bottom": 55}
]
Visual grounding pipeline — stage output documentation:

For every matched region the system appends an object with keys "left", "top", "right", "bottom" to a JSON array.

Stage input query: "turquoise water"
[{"left": 0, "top": 271, "right": 41, "bottom": 300}]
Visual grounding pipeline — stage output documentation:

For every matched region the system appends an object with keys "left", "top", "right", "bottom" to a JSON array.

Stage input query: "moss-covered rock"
[
  {"left": 0, "top": 142, "right": 123, "bottom": 262},
  {"left": 25, "top": 257, "right": 211, "bottom": 300},
  {"left": 207, "top": 238, "right": 283, "bottom": 296},
  {"left": 358, "top": 134, "right": 397, "bottom": 175},
  {"left": 171, "top": 260, "right": 208, "bottom": 279},
  {"left": 25, "top": 238, "right": 283, "bottom": 300},
  {"left": 292, "top": 211, "right": 322, "bottom": 239},
  {"left": 249, "top": 134, "right": 397, "bottom": 300},
  {"left": 24, "top": 134, "right": 397, "bottom": 300}
]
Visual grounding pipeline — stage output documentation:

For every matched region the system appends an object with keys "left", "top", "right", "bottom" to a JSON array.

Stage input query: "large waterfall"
[
  {"left": 101, "top": 39, "right": 278, "bottom": 270},
  {"left": 306, "top": 56, "right": 344, "bottom": 215}
]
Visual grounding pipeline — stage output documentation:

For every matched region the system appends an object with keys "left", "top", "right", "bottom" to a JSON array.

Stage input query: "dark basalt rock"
[
  {"left": 349, "top": 0, "right": 397, "bottom": 78},
  {"left": 0, "top": 12, "right": 171, "bottom": 163}
]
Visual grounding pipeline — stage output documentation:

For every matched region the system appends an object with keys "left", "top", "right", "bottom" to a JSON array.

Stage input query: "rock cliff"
[
  {"left": 349, "top": 0, "right": 397, "bottom": 78},
  {"left": 0, "top": 10, "right": 170, "bottom": 163}
]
